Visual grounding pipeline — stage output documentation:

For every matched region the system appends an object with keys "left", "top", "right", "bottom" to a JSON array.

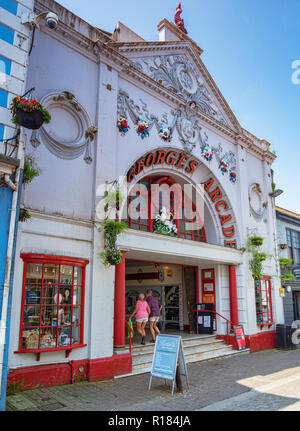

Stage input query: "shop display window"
[
  {"left": 255, "top": 277, "right": 273, "bottom": 326},
  {"left": 17, "top": 254, "right": 88, "bottom": 357}
]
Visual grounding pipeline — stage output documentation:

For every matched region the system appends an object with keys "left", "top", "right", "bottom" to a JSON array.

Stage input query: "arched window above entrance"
[{"left": 124, "top": 175, "right": 206, "bottom": 243}]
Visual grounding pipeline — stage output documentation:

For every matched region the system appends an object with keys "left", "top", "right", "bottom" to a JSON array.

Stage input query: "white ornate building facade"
[{"left": 5, "top": 0, "right": 284, "bottom": 390}]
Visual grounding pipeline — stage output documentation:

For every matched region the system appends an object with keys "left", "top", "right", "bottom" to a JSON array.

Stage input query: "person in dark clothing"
[{"left": 145, "top": 289, "right": 162, "bottom": 343}]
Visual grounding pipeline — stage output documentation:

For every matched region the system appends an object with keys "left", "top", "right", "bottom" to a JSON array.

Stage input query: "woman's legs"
[
  {"left": 141, "top": 321, "right": 147, "bottom": 337},
  {"left": 149, "top": 321, "right": 156, "bottom": 341},
  {"left": 136, "top": 322, "right": 143, "bottom": 337},
  {"left": 153, "top": 321, "right": 160, "bottom": 335}
]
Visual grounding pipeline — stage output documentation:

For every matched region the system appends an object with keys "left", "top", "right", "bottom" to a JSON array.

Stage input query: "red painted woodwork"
[
  {"left": 229, "top": 265, "right": 239, "bottom": 328},
  {"left": 18, "top": 254, "right": 89, "bottom": 356},
  {"left": 6, "top": 354, "right": 132, "bottom": 393},
  {"left": 201, "top": 268, "right": 215, "bottom": 305},
  {"left": 114, "top": 252, "right": 126, "bottom": 347}
]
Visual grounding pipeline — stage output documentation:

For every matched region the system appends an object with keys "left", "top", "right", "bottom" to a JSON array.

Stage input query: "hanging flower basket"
[
  {"left": 117, "top": 116, "right": 130, "bottom": 135},
  {"left": 134, "top": 118, "right": 149, "bottom": 139},
  {"left": 159, "top": 126, "right": 172, "bottom": 142},
  {"left": 10, "top": 96, "right": 51, "bottom": 130},
  {"left": 248, "top": 236, "right": 264, "bottom": 247}
]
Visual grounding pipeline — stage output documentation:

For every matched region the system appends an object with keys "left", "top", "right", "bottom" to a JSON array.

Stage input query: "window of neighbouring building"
[
  {"left": 0, "top": 0, "right": 18, "bottom": 15},
  {"left": 0, "top": 124, "right": 4, "bottom": 140},
  {"left": 0, "top": 88, "right": 8, "bottom": 108},
  {"left": 0, "top": 22, "right": 14, "bottom": 44},
  {"left": 0, "top": 55, "right": 11, "bottom": 75},
  {"left": 255, "top": 277, "right": 273, "bottom": 326},
  {"left": 17, "top": 254, "right": 89, "bottom": 355},
  {"left": 286, "top": 228, "right": 300, "bottom": 264}
]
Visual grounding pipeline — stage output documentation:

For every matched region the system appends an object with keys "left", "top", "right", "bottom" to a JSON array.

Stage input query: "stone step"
[
  {"left": 132, "top": 344, "right": 234, "bottom": 371},
  {"left": 115, "top": 348, "right": 250, "bottom": 379},
  {"left": 130, "top": 334, "right": 218, "bottom": 354}
]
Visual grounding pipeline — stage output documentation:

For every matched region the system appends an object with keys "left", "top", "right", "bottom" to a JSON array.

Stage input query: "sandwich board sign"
[
  {"left": 148, "top": 334, "right": 189, "bottom": 396},
  {"left": 234, "top": 325, "right": 247, "bottom": 350}
]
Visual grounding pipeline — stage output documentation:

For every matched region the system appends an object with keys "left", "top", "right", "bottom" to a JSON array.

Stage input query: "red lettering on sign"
[
  {"left": 127, "top": 167, "right": 135, "bottom": 183},
  {"left": 145, "top": 152, "right": 156, "bottom": 167},
  {"left": 209, "top": 187, "right": 222, "bottom": 202},
  {"left": 224, "top": 240, "right": 237, "bottom": 248},
  {"left": 222, "top": 225, "right": 235, "bottom": 237},
  {"left": 219, "top": 214, "right": 232, "bottom": 226},
  {"left": 185, "top": 160, "right": 199, "bottom": 174},
  {"left": 165, "top": 151, "right": 178, "bottom": 165},
  {"left": 215, "top": 200, "right": 229, "bottom": 212},
  {"left": 136, "top": 158, "right": 145, "bottom": 175},
  {"left": 176, "top": 154, "right": 188, "bottom": 169},
  {"left": 155, "top": 151, "right": 167, "bottom": 165},
  {"left": 202, "top": 178, "right": 214, "bottom": 192}
]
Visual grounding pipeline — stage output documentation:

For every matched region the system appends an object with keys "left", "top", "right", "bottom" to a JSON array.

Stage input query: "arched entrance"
[{"left": 114, "top": 149, "right": 242, "bottom": 348}]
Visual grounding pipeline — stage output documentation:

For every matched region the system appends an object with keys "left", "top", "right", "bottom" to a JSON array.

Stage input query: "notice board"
[
  {"left": 148, "top": 334, "right": 189, "bottom": 395},
  {"left": 234, "top": 325, "right": 247, "bottom": 350}
]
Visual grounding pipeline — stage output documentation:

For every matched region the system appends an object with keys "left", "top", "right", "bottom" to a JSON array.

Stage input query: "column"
[
  {"left": 114, "top": 252, "right": 126, "bottom": 348},
  {"left": 229, "top": 265, "right": 239, "bottom": 328}
]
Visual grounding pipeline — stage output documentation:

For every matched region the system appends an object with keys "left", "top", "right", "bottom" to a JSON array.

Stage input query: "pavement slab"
[{"left": 5, "top": 348, "right": 300, "bottom": 411}]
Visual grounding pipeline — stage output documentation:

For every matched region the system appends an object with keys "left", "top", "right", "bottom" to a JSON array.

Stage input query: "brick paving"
[{"left": 5, "top": 348, "right": 300, "bottom": 411}]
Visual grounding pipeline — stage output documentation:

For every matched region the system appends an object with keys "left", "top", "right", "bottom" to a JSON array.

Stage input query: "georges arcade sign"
[
  {"left": 127, "top": 149, "right": 199, "bottom": 183},
  {"left": 126, "top": 149, "right": 238, "bottom": 249}
]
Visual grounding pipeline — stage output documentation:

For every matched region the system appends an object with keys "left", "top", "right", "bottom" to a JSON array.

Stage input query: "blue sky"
[{"left": 57, "top": 0, "right": 300, "bottom": 213}]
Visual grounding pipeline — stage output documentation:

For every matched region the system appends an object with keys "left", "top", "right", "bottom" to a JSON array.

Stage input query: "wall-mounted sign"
[
  {"left": 203, "top": 282, "right": 214, "bottom": 292},
  {"left": 127, "top": 150, "right": 199, "bottom": 183}
]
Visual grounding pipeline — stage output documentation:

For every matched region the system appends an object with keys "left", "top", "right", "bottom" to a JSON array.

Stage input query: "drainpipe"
[
  {"left": 0, "top": 129, "right": 25, "bottom": 410},
  {"left": 3, "top": 175, "right": 17, "bottom": 191}
]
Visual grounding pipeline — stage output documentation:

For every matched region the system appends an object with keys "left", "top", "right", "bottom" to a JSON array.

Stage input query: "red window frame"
[
  {"left": 255, "top": 276, "right": 273, "bottom": 327},
  {"left": 125, "top": 175, "right": 206, "bottom": 243},
  {"left": 15, "top": 254, "right": 89, "bottom": 360}
]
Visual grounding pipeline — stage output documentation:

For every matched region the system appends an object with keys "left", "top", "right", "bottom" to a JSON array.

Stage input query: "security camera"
[{"left": 45, "top": 12, "right": 58, "bottom": 29}]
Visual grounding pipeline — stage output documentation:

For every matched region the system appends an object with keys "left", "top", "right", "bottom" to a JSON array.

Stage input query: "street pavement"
[{"left": 5, "top": 348, "right": 300, "bottom": 411}]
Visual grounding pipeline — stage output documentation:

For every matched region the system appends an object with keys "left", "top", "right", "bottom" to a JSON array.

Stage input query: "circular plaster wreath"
[
  {"left": 30, "top": 91, "right": 97, "bottom": 164},
  {"left": 248, "top": 183, "right": 268, "bottom": 219}
]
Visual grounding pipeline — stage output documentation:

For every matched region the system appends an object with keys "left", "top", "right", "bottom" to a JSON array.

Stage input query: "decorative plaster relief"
[
  {"left": 131, "top": 55, "right": 227, "bottom": 125},
  {"left": 248, "top": 183, "right": 268, "bottom": 219},
  {"left": 30, "top": 91, "right": 97, "bottom": 164}
]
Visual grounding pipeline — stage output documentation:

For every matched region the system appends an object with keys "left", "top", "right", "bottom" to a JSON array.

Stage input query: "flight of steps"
[{"left": 115, "top": 334, "right": 250, "bottom": 378}]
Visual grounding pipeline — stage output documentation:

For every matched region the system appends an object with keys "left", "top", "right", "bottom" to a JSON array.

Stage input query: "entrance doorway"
[{"left": 125, "top": 260, "right": 199, "bottom": 340}]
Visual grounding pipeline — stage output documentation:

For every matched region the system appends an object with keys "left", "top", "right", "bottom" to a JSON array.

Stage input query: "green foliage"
[
  {"left": 245, "top": 235, "right": 267, "bottom": 279},
  {"left": 249, "top": 252, "right": 267, "bottom": 280},
  {"left": 278, "top": 258, "right": 293, "bottom": 269},
  {"left": 19, "top": 208, "right": 31, "bottom": 222},
  {"left": 280, "top": 272, "right": 295, "bottom": 285},
  {"left": 99, "top": 220, "right": 127, "bottom": 266},
  {"left": 23, "top": 155, "right": 41, "bottom": 184},
  {"left": 248, "top": 236, "right": 264, "bottom": 247},
  {"left": 104, "top": 190, "right": 125, "bottom": 211}
]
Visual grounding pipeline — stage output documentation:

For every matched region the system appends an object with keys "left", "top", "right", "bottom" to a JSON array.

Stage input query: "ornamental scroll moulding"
[
  {"left": 30, "top": 91, "right": 97, "bottom": 164},
  {"left": 131, "top": 55, "right": 228, "bottom": 126}
]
